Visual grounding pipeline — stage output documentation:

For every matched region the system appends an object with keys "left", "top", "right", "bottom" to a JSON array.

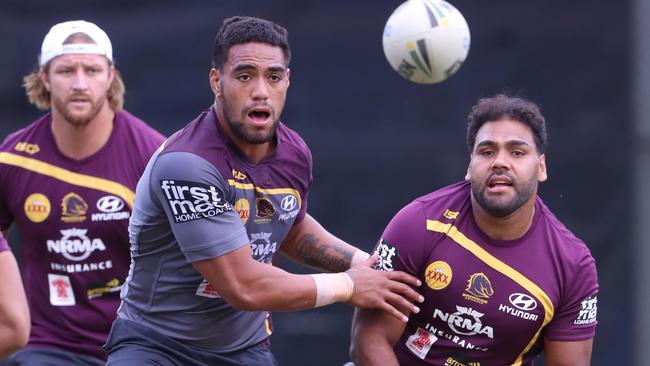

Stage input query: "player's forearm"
[
  {"left": 0, "top": 252, "right": 30, "bottom": 358},
  {"left": 222, "top": 261, "right": 318, "bottom": 311},
  {"left": 350, "top": 308, "right": 405, "bottom": 366},
  {"left": 281, "top": 214, "right": 368, "bottom": 272},
  {"left": 0, "top": 327, "right": 28, "bottom": 358},
  {"left": 350, "top": 336, "right": 400, "bottom": 366},
  {"left": 193, "top": 246, "right": 352, "bottom": 312}
]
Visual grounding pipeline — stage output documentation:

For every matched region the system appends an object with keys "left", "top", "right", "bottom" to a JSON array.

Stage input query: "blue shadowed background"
[{"left": 0, "top": 0, "right": 640, "bottom": 365}]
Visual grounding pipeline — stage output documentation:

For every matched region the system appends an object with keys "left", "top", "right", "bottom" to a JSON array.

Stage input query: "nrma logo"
[{"left": 160, "top": 180, "right": 232, "bottom": 223}]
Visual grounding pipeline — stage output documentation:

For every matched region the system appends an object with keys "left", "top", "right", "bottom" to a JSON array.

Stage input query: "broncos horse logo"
[
  {"left": 61, "top": 192, "right": 88, "bottom": 222},
  {"left": 465, "top": 272, "right": 494, "bottom": 299}
]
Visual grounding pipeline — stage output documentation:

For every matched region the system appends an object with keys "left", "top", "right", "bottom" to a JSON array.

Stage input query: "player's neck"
[
  {"left": 471, "top": 196, "right": 536, "bottom": 241},
  {"left": 50, "top": 103, "right": 115, "bottom": 160},
  {"left": 235, "top": 139, "right": 274, "bottom": 165}
]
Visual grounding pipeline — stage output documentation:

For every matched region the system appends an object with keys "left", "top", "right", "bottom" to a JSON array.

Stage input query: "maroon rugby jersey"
[
  {"left": 374, "top": 181, "right": 598, "bottom": 366},
  {"left": 0, "top": 111, "right": 164, "bottom": 359}
]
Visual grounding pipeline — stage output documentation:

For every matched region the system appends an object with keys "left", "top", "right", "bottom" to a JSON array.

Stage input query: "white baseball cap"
[{"left": 39, "top": 20, "right": 113, "bottom": 66}]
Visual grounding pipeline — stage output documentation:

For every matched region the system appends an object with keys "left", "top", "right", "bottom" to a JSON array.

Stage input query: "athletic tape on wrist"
[
  {"left": 310, "top": 273, "right": 355, "bottom": 307},
  {"left": 351, "top": 250, "right": 370, "bottom": 266}
]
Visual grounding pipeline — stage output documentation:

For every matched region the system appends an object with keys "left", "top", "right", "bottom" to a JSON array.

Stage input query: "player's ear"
[
  {"left": 209, "top": 68, "right": 221, "bottom": 97},
  {"left": 464, "top": 157, "right": 472, "bottom": 180},
  {"left": 38, "top": 67, "right": 50, "bottom": 92},
  {"left": 286, "top": 68, "right": 290, "bottom": 87},
  {"left": 107, "top": 63, "right": 115, "bottom": 85},
  {"left": 538, "top": 154, "right": 548, "bottom": 182}
]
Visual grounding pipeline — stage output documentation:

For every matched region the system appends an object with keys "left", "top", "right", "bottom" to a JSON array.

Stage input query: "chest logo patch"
[
  {"left": 14, "top": 141, "right": 40, "bottom": 155},
  {"left": 280, "top": 195, "right": 298, "bottom": 211},
  {"left": 232, "top": 169, "right": 247, "bottom": 180},
  {"left": 509, "top": 293, "right": 537, "bottom": 311},
  {"left": 462, "top": 272, "right": 494, "bottom": 304},
  {"left": 24, "top": 193, "right": 51, "bottom": 223},
  {"left": 61, "top": 192, "right": 88, "bottom": 223},
  {"left": 48, "top": 273, "right": 76, "bottom": 306},
  {"left": 255, "top": 197, "right": 276, "bottom": 223},
  {"left": 425, "top": 261, "right": 452, "bottom": 290},
  {"left": 406, "top": 327, "right": 437, "bottom": 360},
  {"left": 47, "top": 228, "right": 107, "bottom": 261},
  {"left": 234, "top": 198, "right": 250, "bottom": 225}
]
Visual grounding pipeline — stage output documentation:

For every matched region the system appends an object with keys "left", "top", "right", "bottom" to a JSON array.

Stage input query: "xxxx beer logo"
[
  {"left": 425, "top": 261, "right": 452, "bottom": 290},
  {"left": 234, "top": 198, "right": 250, "bottom": 225},
  {"left": 24, "top": 193, "right": 51, "bottom": 223}
]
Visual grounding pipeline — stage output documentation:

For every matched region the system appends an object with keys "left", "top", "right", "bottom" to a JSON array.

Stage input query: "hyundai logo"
[
  {"left": 509, "top": 293, "right": 537, "bottom": 311},
  {"left": 97, "top": 195, "right": 124, "bottom": 213},
  {"left": 280, "top": 195, "right": 297, "bottom": 211}
]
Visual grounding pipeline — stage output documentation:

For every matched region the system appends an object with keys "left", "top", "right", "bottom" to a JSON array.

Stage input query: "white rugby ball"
[{"left": 382, "top": 0, "right": 471, "bottom": 84}]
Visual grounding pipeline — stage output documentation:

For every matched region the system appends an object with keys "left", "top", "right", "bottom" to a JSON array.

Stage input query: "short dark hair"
[
  {"left": 466, "top": 94, "right": 548, "bottom": 154},
  {"left": 212, "top": 16, "right": 291, "bottom": 69}
]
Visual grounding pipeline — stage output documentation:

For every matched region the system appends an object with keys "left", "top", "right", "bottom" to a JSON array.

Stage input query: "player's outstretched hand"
[{"left": 345, "top": 253, "right": 423, "bottom": 322}]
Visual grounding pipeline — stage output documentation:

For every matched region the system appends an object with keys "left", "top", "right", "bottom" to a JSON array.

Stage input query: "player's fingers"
[
  {"left": 386, "top": 270, "right": 422, "bottom": 288},
  {"left": 360, "top": 252, "right": 379, "bottom": 267},
  {"left": 384, "top": 291, "right": 420, "bottom": 316},
  {"left": 386, "top": 279, "right": 424, "bottom": 304},
  {"left": 380, "top": 300, "right": 410, "bottom": 323}
]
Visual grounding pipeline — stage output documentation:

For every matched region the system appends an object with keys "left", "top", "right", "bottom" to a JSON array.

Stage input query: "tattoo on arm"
[{"left": 294, "top": 234, "right": 354, "bottom": 272}]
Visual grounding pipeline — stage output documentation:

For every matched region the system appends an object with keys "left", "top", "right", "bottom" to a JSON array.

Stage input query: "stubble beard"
[
  {"left": 53, "top": 94, "right": 106, "bottom": 129},
  {"left": 220, "top": 95, "right": 278, "bottom": 145},
  {"left": 471, "top": 175, "right": 537, "bottom": 218}
]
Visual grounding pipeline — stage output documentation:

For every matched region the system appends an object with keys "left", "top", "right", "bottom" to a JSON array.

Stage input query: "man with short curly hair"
[{"left": 351, "top": 94, "right": 598, "bottom": 366}]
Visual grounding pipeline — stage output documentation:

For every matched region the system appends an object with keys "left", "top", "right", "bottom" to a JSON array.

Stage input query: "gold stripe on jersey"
[
  {"left": 227, "top": 179, "right": 302, "bottom": 207},
  {"left": 0, "top": 152, "right": 135, "bottom": 208},
  {"left": 264, "top": 312, "right": 272, "bottom": 335},
  {"left": 426, "top": 219, "right": 554, "bottom": 365}
]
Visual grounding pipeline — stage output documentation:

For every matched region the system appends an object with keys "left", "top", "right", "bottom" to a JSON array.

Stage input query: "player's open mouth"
[
  {"left": 247, "top": 108, "right": 271, "bottom": 125},
  {"left": 487, "top": 176, "right": 513, "bottom": 189}
]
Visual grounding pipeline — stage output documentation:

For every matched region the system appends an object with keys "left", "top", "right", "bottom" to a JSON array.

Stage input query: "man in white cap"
[{"left": 0, "top": 20, "right": 165, "bottom": 365}]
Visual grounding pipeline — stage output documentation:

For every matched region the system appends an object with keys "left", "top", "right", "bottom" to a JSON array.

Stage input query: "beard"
[
  {"left": 53, "top": 94, "right": 106, "bottom": 129},
  {"left": 219, "top": 85, "right": 279, "bottom": 145},
  {"left": 471, "top": 173, "right": 537, "bottom": 218}
]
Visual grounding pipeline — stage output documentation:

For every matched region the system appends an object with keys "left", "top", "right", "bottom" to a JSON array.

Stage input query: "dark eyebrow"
[
  {"left": 475, "top": 139, "right": 531, "bottom": 149},
  {"left": 505, "top": 140, "right": 532, "bottom": 149},
  {"left": 231, "top": 63, "right": 287, "bottom": 73}
]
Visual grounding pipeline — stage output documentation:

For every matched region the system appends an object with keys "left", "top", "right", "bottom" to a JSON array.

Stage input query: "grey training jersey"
[{"left": 117, "top": 106, "right": 312, "bottom": 352}]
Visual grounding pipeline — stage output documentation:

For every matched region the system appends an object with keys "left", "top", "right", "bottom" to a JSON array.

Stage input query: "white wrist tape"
[
  {"left": 351, "top": 250, "right": 370, "bottom": 266},
  {"left": 310, "top": 273, "right": 355, "bottom": 307}
]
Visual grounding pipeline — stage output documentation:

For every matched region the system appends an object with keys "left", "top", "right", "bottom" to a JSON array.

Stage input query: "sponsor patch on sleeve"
[
  {"left": 372, "top": 238, "right": 399, "bottom": 272},
  {"left": 159, "top": 180, "right": 232, "bottom": 223},
  {"left": 574, "top": 294, "right": 598, "bottom": 325}
]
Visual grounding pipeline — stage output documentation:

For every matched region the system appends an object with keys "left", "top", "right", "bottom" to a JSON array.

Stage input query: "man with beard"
[
  {"left": 104, "top": 16, "right": 424, "bottom": 366},
  {"left": 0, "top": 20, "right": 165, "bottom": 365},
  {"left": 350, "top": 94, "right": 598, "bottom": 366}
]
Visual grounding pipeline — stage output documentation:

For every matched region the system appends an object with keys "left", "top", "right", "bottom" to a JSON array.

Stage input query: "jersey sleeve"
[
  {"left": 544, "top": 252, "right": 599, "bottom": 341},
  {"left": 149, "top": 151, "right": 249, "bottom": 263},
  {"left": 372, "top": 200, "right": 428, "bottom": 276},
  {"left": 292, "top": 144, "right": 313, "bottom": 225},
  {"left": 0, "top": 162, "right": 13, "bottom": 231}
]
